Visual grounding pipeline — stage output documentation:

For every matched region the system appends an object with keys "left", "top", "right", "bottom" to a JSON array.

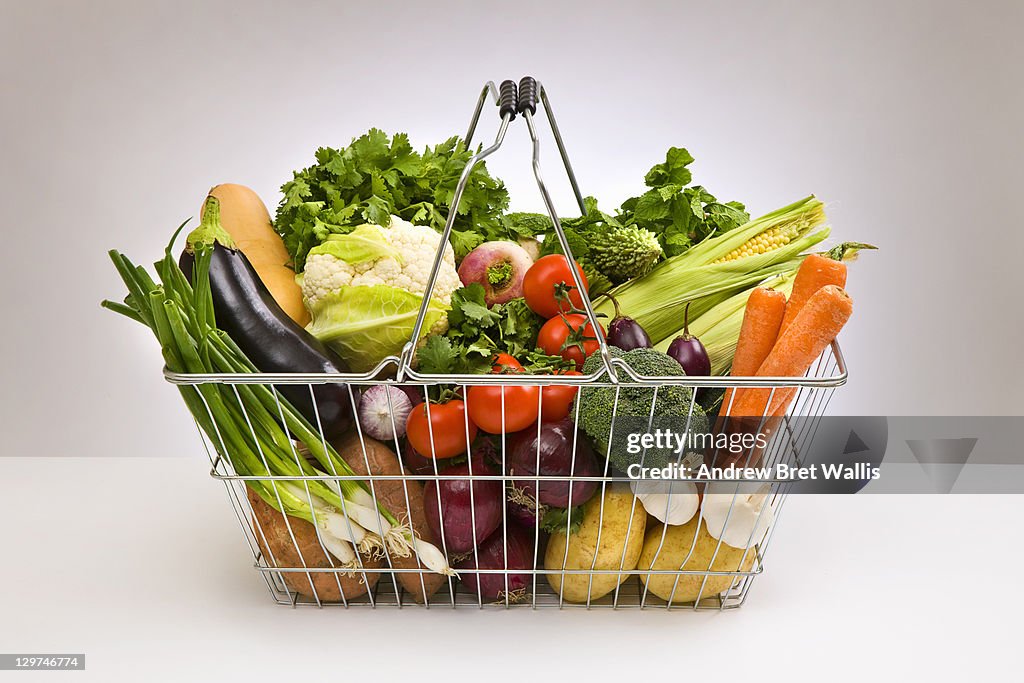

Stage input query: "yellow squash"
[{"left": 201, "top": 183, "right": 310, "bottom": 326}]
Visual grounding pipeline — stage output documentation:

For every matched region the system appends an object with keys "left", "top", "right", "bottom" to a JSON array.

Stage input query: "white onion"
[{"left": 357, "top": 385, "right": 413, "bottom": 441}]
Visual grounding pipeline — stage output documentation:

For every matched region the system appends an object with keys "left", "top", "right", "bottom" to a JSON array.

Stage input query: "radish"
[{"left": 457, "top": 241, "right": 534, "bottom": 307}]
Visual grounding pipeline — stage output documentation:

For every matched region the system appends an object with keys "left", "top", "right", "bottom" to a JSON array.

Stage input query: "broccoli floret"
[{"left": 575, "top": 347, "right": 708, "bottom": 473}]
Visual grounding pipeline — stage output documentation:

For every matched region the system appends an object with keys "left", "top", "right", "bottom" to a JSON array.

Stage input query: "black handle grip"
[
  {"left": 517, "top": 76, "right": 538, "bottom": 115},
  {"left": 499, "top": 80, "right": 518, "bottom": 120}
]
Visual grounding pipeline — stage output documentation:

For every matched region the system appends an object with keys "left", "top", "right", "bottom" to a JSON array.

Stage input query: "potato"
[
  {"left": 202, "top": 184, "right": 310, "bottom": 326},
  {"left": 246, "top": 486, "right": 381, "bottom": 602},
  {"left": 638, "top": 517, "right": 755, "bottom": 604},
  {"left": 333, "top": 433, "right": 448, "bottom": 604},
  {"left": 544, "top": 483, "right": 646, "bottom": 603}
]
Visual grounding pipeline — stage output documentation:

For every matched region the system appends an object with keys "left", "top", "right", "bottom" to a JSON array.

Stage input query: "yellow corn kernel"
[{"left": 712, "top": 225, "right": 798, "bottom": 264}]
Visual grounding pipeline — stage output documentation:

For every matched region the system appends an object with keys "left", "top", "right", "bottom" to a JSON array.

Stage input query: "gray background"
[
  {"left": 3, "top": 0, "right": 1023, "bottom": 460},
  {"left": 1, "top": 1, "right": 1021, "bottom": 679}
]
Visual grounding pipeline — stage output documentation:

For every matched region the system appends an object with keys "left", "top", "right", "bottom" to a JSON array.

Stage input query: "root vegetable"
[
  {"left": 247, "top": 487, "right": 381, "bottom": 602},
  {"left": 721, "top": 287, "right": 787, "bottom": 414},
  {"left": 333, "top": 433, "right": 448, "bottom": 603},
  {"left": 507, "top": 419, "right": 599, "bottom": 509},
  {"left": 544, "top": 483, "right": 646, "bottom": 603},
  {"left": 638, "top": 517, "right": 755, "bottom": 604},
  {"left": 456, "top": 526, "right": 535, "bottom": 602},
  {"left": 630, "top": 479, "right": 699, "bottom": 526},
  {"left": 358, "top": 385, "right": 413, "bottom": 441},
  {"left": 457, "top": 241, "right": 534, "bottom": 307},
  {"left": 779, "top": 252, "right": 848, "bottom": 334},
  {"left": 423, "top": 458, "right": 504, "bottom": 556}
]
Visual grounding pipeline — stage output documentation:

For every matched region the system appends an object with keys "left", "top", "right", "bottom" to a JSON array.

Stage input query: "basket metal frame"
[{"left": 166, "top": 78, "right": 848, "bottom": 610}]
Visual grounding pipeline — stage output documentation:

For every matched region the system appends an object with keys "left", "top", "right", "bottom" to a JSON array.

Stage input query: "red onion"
[
  {"left": 456, "top": 525, "right": 536, "bottom": 601},
  {"left": 507, "top": 419, "right": 599, "bottom": 509},
  {"left": 423, "top": 457, "right": 504, "bottom": 555}
]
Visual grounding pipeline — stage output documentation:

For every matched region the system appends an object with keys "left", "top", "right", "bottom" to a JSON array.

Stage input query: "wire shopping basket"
[{"left": 164, "top": 77, "right": 849, "bottom": 610}]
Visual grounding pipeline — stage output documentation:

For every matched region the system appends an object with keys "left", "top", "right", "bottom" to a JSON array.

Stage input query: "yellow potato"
[
  {"left": 544, "top": 483, "right": 646, "bottom": 603},
  {"left": 638, "top": 518, "right": 755, "bottom": 604}
]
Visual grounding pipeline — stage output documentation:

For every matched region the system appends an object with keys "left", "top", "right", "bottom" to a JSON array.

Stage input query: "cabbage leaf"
[{"left": 305, "top": 284, "right": 447, "bottom": 372}]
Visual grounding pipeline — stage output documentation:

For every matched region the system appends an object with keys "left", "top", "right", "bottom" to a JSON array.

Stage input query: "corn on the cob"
[
  {"left": 592, "top": 197, "right": 828, "bottom": 345},
  {"left": 712, "top": 224, "right": 803, "bottom": 263}
]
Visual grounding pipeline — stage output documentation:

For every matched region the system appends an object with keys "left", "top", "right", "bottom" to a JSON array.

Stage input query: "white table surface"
[{"left": 1, "top": 456, "right": 1018, "bottom": 681}]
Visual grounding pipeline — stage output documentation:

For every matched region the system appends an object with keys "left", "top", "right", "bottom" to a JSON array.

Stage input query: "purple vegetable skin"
[
  {"left": 605, "top": 294, "right": 652, "bottom": 351},
  {"left": 666, "top": 302, "right": 710, "bottom": 376},
  {"left": 456, "top": 525, "right": 535, "bottom": 601},
  {"left": 507, "top": 419, "right": 599, "bottom": 508},
  {"left": 423, "top": 457, "right": 504, "bottom": 555}
]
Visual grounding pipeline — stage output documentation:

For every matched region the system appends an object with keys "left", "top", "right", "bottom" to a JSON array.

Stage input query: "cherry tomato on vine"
[
  {"left": 523, "top": 255, "right": 589, "bottom": 319},
  {"left": 540, "top": 370, "right": 582, "bottom": 422},
  {"left": 537, "top": 314, "right": 604, "bottom": 370},
  {"left": 405, "top": 400, "right": 477, "bottom": 459}
]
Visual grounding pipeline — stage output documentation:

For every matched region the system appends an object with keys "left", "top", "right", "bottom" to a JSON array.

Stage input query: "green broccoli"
[{"left": 575, "top": 347, "right": 708, "bottom": 473}]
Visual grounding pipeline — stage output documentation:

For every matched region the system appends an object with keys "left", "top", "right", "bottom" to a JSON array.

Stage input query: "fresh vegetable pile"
[{"left": 105, "top": 128, "right": 873, "bottom": 605}]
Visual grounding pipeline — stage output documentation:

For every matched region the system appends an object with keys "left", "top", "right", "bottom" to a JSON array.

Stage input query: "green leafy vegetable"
[
  {"left": 305, "top": 284, "right": 448, "bottom": 373},
  {"left": 308, "top": 225, "right": 405, "bottom": 265},
  {"left": 541, "top": 505, "right": 585, "bottom": 535},
  {"left": 416, "top": 284, "right": 549, "bottom": 374},
  {"left": 275, "top": 130, "right": 516, "bottom": 269}
]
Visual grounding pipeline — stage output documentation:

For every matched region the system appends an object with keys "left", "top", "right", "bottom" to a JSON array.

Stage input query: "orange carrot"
[
  {"left": 722, "top": 287, "right": 787, "bottom": 413},
  {"left": 730, "top": 285, "right": 853, "bottom": 419},
  {"left": 779, "top": 253, "right": 847, "bottom": 335}
]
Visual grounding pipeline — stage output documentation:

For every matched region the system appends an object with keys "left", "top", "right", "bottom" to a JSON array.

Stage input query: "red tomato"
[
  {"left": 466, "top": 383, "right": 541, "bottom": 434},
  {"left": 523, "top": 255, "right": 589, "bottom": 319},
  {"left": 540, "top": 370, "right": 582, "bottom": 422},
  {"left": 405, "top": 400, "right": 477, "bottom": 459},
  {"left": 537, "top": 314, "right": 603, "bottom": 370},
  {"left": 492, "top": 353, "right": 523, "bottom": 373}
]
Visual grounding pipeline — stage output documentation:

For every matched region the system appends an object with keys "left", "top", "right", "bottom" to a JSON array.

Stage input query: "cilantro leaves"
[
  {"left": 416, "top": 284, "right": 550, "bottom": 375},
  {"left": 618, "top": 147, "right": 749, "bottom": 256},
  {"left": 274, "top": 130, "right": 514, "bottom": 270}
]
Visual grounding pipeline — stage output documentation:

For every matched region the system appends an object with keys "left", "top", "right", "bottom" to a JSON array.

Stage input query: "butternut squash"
[{"left": 201, "top": 184, "right": 310, "bottom": 326}]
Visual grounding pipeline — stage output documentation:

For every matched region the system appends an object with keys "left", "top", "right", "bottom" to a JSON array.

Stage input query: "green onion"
[{"left": 102, "top": 241, "right": 454, "bottom": 577}]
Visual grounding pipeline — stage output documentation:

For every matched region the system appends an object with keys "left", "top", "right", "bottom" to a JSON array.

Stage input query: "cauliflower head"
[
  {"left": 301, "top": 216, "right": 459, "bottom": 310},
  {"left": 299, "top": 216, "right": 459, "bottom": 372}
]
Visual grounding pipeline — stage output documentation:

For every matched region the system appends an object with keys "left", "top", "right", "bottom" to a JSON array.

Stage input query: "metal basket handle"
[{"left": 396, "top": 78, "right": 618, "bottom": 382}]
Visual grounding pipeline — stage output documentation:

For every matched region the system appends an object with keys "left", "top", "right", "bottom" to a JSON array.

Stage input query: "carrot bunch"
[{"left": 725, "top": 252, "right": 854, "bottom": 421}]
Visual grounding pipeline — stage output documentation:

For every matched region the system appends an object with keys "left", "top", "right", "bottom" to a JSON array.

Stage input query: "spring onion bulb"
[
  {"left": 317, "top": 531, "right": 357, "bottom": 567},
  {"left": 102, "top": 243, "right": 458, "bottom": 576},
  {"left": 407, "top": 534, "right": 458, "bottom": 577}
]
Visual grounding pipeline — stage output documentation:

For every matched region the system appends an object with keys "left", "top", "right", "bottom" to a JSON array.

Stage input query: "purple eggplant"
[
  {"left": 605, "top": 294, "right": 652, "bottom": 351},
  {"left": 666, "top": 302, "right": 710, "bottom": 377}
]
